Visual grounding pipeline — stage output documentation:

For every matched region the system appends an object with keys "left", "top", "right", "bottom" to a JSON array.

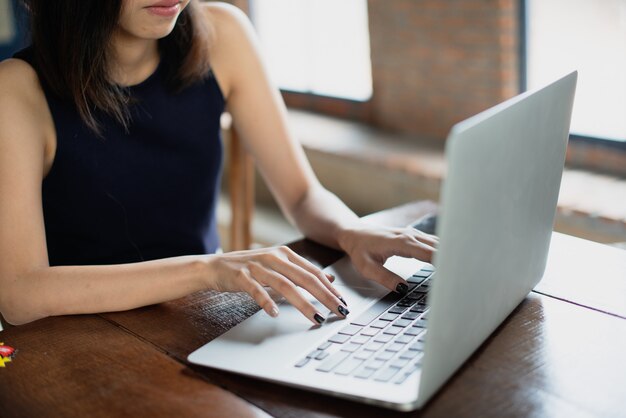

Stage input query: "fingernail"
[
  {"left": 339, "top": 296, "right": 348, "bottom": 306},
  {"left": 270, "top": 306, "right": 280, "bottom": 317},
  {"left": 326, "top": 273, "right": 336, "bottom": 281},
  {"left": 396, "top": 283, "right": 408, "bottom": 295},
  {"left": 338, "top": 305, "right": 349, "bottom": 316},
  {"left": 313, "top": 313, "right": 325, "bottom": 324}
]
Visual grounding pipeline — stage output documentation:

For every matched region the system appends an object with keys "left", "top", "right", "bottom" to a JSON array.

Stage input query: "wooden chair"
[{"left": 221, "top": 112, "right": 255, "bottom": 251}]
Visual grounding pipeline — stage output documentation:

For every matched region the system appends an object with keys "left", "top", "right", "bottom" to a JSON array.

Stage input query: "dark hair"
[{"left": 23, "top": 0, "right": 212, "bottom": 134}]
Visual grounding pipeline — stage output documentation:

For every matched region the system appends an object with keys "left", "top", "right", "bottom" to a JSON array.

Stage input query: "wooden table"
[{"left": 1, "top": 201, "right": 625, "bottom": 418}]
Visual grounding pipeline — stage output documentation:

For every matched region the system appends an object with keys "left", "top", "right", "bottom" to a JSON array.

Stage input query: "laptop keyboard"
[{"left": 294, "top": 265, "right": 434, "bottom": 384}]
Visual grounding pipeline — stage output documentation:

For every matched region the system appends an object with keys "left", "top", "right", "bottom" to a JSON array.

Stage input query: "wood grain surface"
[{"left": 0, "top": 315, "right": 270, "bottom": 418}]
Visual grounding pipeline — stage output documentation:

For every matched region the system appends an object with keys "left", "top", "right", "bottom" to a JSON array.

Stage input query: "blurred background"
[{"left": 2, "top": 0, "right": 625, "bottom": 249}]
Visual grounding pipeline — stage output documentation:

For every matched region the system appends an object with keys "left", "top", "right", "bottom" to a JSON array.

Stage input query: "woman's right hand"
[{"left": 204, "top": 246, "right": 349, "bottom": 325}]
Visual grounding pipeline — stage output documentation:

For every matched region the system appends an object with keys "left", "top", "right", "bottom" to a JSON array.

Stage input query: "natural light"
[
  {"left": 527, "top": 0, "right": 626, "bottom": 141},
  {"left": 250, "top": 0, "right": 373, "bottom": 101}
]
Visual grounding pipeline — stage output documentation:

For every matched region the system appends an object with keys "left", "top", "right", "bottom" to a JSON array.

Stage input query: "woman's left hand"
[{"left": 337, "top": 224, "right": 438, "bottom": 294}]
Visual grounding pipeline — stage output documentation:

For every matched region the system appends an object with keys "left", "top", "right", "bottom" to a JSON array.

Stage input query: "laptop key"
[
  {"left": 295, "top": 358, "right": 310, "bottom": 367},
  {"left": 316, "top": 351, "right": 330, "bottom": 360},
  {"left": 388, "top": 305, "right": 408, "bottom": 314},
  {"left": 409, "top": 341, "right": 425, "bottom": 351},
  {"left": 366, "top": 359, "right": 386, "bottom": 370},
  {"left": 316, "top": 351, "right": 350, "bottom": 372},
  {"left": 401, "top": 311, "right": 420, "bottom": 320},
  {"left": 374, "top": 367, "right": 400, "bottom": 382},
  {"left": 404, "top": 327, "right": 422, "bottom": 336},
  {"left": 374, "top": 333, "right": 393, "bottom": 343},
  {"left": 338, "top": 324, "right": 363, "bottom": 336},
  {"left": 361, "top": 327, "right": 380, "bottom": 336},
  {"left": 386, "top": 343, "right": 405, "bottom": 352},
  {"left": 396, "top": 334, "right": 415, "bottom": 344},
  {"left": 390, "top": 358, "right": 410, "bottom": 369},
  {"left": 351, "top": 335, "right": 370, "bottom": 345},
  {"left": 376, "top": 350, "right": 395, "bottom": 361},
  {"left": 380, "top": 313, "right": 399, "bottom": 321},
  {"left": 393, "top": 319, "right": 412, "bottom": 328},
  {"left": 354, "top": 349, "right": 374, "bottom": 360},
  {"left": 413, "top": 319, "right": 428, "bottom": 328},
  {"left": 383, "top": 327, "right": 402, "bottom": 336},
  {"left": 307, "top": 350, "right": 323, "bottom": 358},
  {"left": 354, "top": 366, "right": 376, "bottom": 379},
  {"left": 349, "top": 292, "right": 403, "bottom": 326},
  {"left": 328, "top": 333, "right": 350, "bottom": 344},
  {"left": 335, "top": 358, "right": 364, "bottom": 376},
  {"left": 371, "top": 319, "right": 389, "bottom": 329},
  {"left": 394, "top": 365, "right": 421, "bottom": 384},
  {"left": 318, "top": 342, "right": 331, "bottom": 350},
  {"left": 365, "top": 341, "right": 385, "bottom": 351},
  {"left": 399, "top": 349, "right": 420, "bottom": 359},
  {"left": 340, "top": 342, "right": 361, "bottom": 353},
  {"left": 409, "top": 305, "right": 427, "bottom": 313}
]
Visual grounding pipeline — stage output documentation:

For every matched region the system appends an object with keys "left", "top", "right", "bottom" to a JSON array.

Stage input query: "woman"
[{"left": 0, "top": 0, "right": 437, "bottom": 326}]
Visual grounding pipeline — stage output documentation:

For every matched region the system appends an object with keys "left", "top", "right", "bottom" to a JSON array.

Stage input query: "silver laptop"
[{"left": 188, "top": 72, "right": 577, "bottom": 411}]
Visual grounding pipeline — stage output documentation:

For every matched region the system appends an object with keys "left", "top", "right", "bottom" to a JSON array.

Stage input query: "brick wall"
[{"left": 368, "top": 0, "right": 520, "bottom": 139}]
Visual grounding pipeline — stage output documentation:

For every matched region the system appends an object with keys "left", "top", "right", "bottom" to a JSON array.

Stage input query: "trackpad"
[{"left": 219, "top": 285, "right": 385, "bottom": 346}]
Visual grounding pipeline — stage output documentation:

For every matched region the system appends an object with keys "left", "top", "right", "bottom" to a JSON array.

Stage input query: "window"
[
  {"left": 250, "top": 0, "right": 373, "bottom": 101},
  {"left": 526, "top": 0, "right": 626, "bottom": 142}
]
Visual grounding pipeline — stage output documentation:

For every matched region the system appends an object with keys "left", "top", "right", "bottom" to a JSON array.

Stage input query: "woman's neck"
[{"left": 109, "top": 30, "right": 160, "bottom": 87}]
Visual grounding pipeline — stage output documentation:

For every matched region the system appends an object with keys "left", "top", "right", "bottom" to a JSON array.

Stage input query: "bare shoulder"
[
  {"left": 199, "top": 2, "right": 262, "bottom": 99},
  {"left": 201, "top": 1, "right": 252, "bottom": 33},
  {"left": 0, "top": 58, "right": 52, "bottom": 167},
  {"left": 0, "top": 58, "right": 51, "bottom": 130},
  {"left": 0, "top": 58, "right": 44, "bottom": 106}
]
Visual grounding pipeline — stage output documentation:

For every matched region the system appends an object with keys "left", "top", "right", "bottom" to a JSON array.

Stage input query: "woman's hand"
[
  {"left": 337, "top": 224, "right": 438, "bottom": 294},
  {"left": 204, "top": 246, "right": 349, "bottom": 325}
]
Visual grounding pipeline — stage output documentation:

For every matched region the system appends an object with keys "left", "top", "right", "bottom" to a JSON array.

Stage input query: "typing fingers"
[
  {"left": 285, "top": 249, "right": 349, "bottom": 307},
  {"left": 357, "top": 255, "right": 409, "bottom": 295},
  {"left": 265, "top": 250, "right": 349, "bottom": 318},
  {"left": 248, "top": 261, "right": 327, "bottom": 325}
]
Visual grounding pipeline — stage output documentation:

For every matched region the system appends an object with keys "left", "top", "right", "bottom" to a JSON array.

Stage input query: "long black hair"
[{"left": 22, "top": 0, "right": 212, "bottom": 134}]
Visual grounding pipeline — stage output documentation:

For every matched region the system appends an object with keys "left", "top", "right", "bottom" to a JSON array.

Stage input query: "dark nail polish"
[
  {"left": 339, "top": 297, "right": 348, "bottom": 306},
  {"left": 338, "top": 305, "right": 349, "bottom": 316},
  {"left": 396, "top": 283, "right": 409, "bottom": 295},
  {"left": 313, "top": 313, "right": 325, "bottom": 324}
]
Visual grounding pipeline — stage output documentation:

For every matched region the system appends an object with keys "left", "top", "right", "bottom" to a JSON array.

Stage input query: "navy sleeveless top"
[{"left": 14, "top": 47, "right": 225, "bottom": 266}]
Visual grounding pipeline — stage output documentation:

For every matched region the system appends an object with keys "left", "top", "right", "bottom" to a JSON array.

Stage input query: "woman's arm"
[
  {"left": 0, "top": 59, "right": 346, "bottom": 326},
  {"left": 205, "top": 4, "right": 438, "bottom": 294}
]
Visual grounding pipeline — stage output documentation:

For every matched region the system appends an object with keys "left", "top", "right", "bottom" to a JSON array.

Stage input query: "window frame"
[
  {"left": 520, "top": 0, "right": 626, "bottom": 152},
  {"left": 248, "top": 0, "right": 374, "bottom": 123}
]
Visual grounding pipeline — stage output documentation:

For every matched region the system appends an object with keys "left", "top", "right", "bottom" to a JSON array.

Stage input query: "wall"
[
  {"left": 367, "top": 0, "right": 520, "bottom": 139},
  {"left": 219, "top": 0, "right": 520, "bottom": 141}
]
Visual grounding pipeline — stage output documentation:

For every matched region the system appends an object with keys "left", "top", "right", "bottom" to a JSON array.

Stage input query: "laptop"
[{"left": 188, "top": 72, "right": 577, "bottom": 411}]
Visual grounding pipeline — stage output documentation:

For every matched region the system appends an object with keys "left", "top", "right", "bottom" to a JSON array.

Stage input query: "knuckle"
[
  {"left": 250, "top": 286, "right": 266, "bottom": 302},
  {"left": 360, "top": 263, "right": 377, "bottom": 278},
  {"left": 261, "top": 251, "right": 279, "bottom": 264},
  {"left": 235, "top": 268, "right": 249, "bottom": 282},
  {"left": 278, "top": 245, "right": 291, "bottom": 254},
  {"left": 247, "top": 260, "right": 262, "bottom": 274},
  {"left": 276, "top": 278, "right": 296, "bottom": 293}
]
